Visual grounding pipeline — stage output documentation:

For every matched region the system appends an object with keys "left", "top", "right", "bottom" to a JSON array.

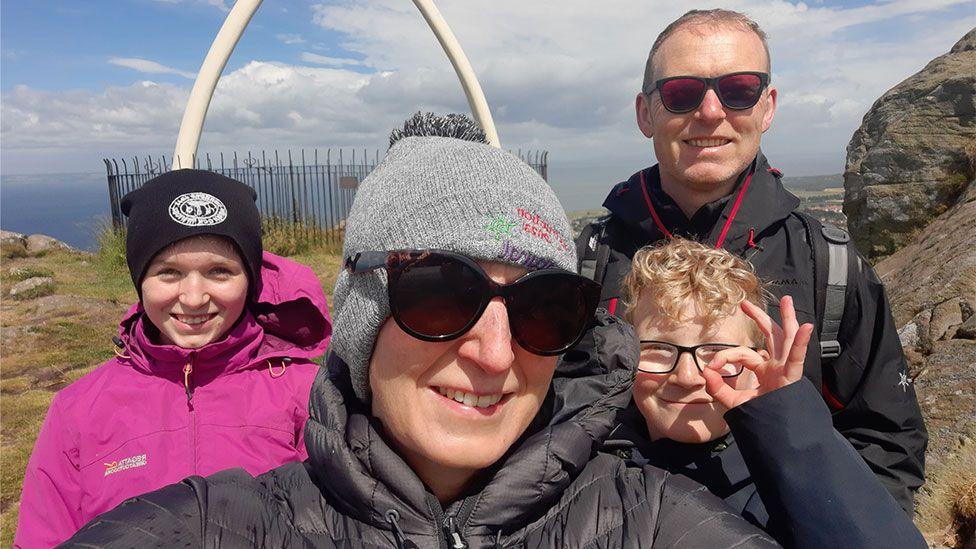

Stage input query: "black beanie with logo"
[{"left": 121, "top": 169, "right": 263, "bottom": 298}]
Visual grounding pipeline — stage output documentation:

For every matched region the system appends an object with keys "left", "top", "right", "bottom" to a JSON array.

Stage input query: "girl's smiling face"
[{"left": 140, "top": 236, "right": 249, "bottom": 349}]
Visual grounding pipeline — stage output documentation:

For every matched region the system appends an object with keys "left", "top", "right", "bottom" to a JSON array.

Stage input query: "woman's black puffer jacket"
[{"left": 64, "top": 312, "right": 778, "bottom": 548}]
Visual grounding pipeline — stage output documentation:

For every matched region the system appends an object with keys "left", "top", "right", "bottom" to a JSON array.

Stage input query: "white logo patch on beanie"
[{"left": 168, "top": 192, "right": 228, "bottom": 227}]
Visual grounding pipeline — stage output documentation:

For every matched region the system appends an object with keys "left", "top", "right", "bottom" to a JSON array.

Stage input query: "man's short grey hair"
[{"left": 641, "top": 9, "right": 771, "bottom": 94}]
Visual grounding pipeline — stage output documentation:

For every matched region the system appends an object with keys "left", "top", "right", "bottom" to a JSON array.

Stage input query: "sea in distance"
[{"left": 1, "top": 172, "right": 110, "bottom": 250}]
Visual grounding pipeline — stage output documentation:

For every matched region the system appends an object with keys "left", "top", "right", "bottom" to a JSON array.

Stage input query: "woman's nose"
[{"left": 457, "top": 297, "right": 516, "bottom": 374}]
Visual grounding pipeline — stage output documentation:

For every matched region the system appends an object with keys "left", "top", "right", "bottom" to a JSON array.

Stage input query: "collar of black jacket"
[
  {"left": 302, "top": 310, "right": 637, "bottom": 535},
  {"left": 602, "top": 151, "right": 801, "bottom": 256},
  {"left": 606, "top": 404, "right": 734, "bottom": 466}
]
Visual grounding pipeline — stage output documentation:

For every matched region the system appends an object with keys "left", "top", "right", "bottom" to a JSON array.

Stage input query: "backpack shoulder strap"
[
  {"left": 577, "top": 215, "right": 612, "bottom": 283},
  {"left": 795, "top": 213, "right": 850, "bottom": 361}
]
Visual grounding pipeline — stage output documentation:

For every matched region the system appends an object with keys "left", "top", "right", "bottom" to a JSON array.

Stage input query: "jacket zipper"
[
  {"left": 183, "top": 358, "right": 197, "bottom": 474},
  {"left": 444, "top": 495, "right": 480, "bottom": 549},
  {"left": 444, "top": 516, "right": 466, "bottom": 549},
  {"left": 426, "top": 492, "right": 478, "bottom": 548},
  {"left": 183, "top": 362, "right": 194, "bottom": 404}
]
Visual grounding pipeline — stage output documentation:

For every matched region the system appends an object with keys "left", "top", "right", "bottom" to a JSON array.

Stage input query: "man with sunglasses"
[
  {"left": 64, "top": 129, "right": 779, "bottom": 547},
  {"left": 573, "top": 8, "right": 926, "bottom": 513}
]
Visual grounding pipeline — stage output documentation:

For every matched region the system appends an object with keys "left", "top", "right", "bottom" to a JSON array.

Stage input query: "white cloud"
[
  {"left": 108, "top": 57, "right": 196, "bottom": 79},
  {"left": 3, "top": 0, "right": 973, "bottom": 181},
  {"left": 277, "top": 33, "right": 306, "bottom": 45},
  {"left": 300, "top": 52, "right": 366, "bottom": 67}
]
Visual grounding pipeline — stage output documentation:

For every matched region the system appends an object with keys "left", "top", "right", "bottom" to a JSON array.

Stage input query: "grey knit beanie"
[{"left": 332, "top": 136, "right": 577, "bottom": 402}]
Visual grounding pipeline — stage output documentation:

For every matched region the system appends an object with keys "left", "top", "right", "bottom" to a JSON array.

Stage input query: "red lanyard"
[{"left": 639, "top": 169, "right": 754, "bottom": 249}]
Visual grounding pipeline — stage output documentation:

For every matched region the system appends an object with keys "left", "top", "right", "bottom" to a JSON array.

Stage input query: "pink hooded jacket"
[{"left": 14, "top": 252, "right": 331, "bottom": 548}]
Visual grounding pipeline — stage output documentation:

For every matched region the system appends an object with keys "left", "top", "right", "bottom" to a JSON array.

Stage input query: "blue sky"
[
  {"left": 1, "top": 1, "right": 363, "bottom": 91},
  {"left": 2, "top": 0, "right": 973, "bottom": 186}
]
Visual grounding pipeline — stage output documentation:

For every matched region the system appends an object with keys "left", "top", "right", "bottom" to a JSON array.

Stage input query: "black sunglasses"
[
  {"left": 638, "top": 340, "right": 761, "bottom": 378},
  {"left": 649, "top": 71, "right": 770, "bottom": 114},
  {"left": 345, "top": 249, "right": 602, "bottom": 356}
]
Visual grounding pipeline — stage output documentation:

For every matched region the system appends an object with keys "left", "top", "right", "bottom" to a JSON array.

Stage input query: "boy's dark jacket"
[
  {"left": 63, "top": 313, "right": 778, "bottom": 548},
  {"left": 606, "top": 380, "right": 926, "bottom": 548},
  {"left": 565, "top": 152, "right": 926, "bottom": 511}
]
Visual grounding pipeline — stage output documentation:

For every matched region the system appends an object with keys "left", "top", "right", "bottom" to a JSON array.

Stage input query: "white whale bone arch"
[{"left": 172, "top": 0, "right": 500, "bottom": 170}]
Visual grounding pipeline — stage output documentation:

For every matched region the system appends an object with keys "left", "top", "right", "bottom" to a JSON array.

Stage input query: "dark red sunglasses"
[
  {"left": 345, "top": 249, "right": 601, "bottom": 355},
  {"left": 650, "top": 71, "right": 770, "bottom": 114}
]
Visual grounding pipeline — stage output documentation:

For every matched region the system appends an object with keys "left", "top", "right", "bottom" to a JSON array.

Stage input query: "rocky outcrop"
[
  {"left": 1, "top": 230, "right": 28, "bottom": 259},
  {"left": 9, "top": 277, "right": 56, "bottom": 300},
  {"left": 0, "top": 231, "right": 71, "bottom": 258},
  {"left": 885, "top": 184, "right": 976, "bottom": 547},
  {"left": 857, "top": 35, "right": 976, "bottom": 544},
  {"left": 878, "top": 181, "right": 976, "bottom": 350},
  {"left": 844, "top": 29, "right": 976, "bottom": 260},
  {"left": 25, "top": 234, "right": 70, "bottom": 255}
]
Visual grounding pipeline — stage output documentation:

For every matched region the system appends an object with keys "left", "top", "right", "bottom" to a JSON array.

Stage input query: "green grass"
[
  {"left": 30, "top": 322, "right": 115, "bottom": 374},
  {"left": 6, "top": 267, "right": 55, "bottom": 281},
  {"left": 1, "top": 391, "right": 55, "bottom": 541},
  {"left": 262, "top": 217, "right": 344, "bottom": 258},
  {"left": 93, "top": 221, "right": 127, "bottom": 273},
  {"left": 290, "top": 248, "right": 343, "bottom": 309}
]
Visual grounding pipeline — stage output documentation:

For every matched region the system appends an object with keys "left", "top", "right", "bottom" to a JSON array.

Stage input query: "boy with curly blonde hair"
[{"left": 613, "top": 237, "right": 924, "bottom": 547}]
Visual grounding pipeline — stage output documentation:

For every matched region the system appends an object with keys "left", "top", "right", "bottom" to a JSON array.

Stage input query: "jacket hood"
[
  {"left": 117, "top": 251, "right": 331, "bottom": 377},
  {"left": 302, "top": 310, "right": 637, "bottom": 533},
  {"left": 602, "top": 152, "right": 801, "bottom": 255}
]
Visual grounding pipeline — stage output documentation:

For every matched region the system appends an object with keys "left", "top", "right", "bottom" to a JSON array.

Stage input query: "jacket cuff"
[{"left": 724, "top": 378, "right": 832, "bottom": 441}]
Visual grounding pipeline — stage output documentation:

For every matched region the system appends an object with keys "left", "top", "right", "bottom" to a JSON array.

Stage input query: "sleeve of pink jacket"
[{"left": 14, "top": 394, "right": 84, "bottom": 548}]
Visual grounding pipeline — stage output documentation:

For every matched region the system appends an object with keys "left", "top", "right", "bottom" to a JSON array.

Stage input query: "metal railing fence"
[{"left": 105, "top": 148, "right": 549, "bottom": 248}]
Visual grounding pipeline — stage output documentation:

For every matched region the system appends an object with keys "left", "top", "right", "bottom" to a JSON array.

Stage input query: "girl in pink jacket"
[{"left": 14, "top": 170, "right": 332, "bottom": 547}]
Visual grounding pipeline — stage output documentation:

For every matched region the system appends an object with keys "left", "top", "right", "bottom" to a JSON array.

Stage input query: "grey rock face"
[
  {"left": 877, "top": 182, "right": 976, "bottom": 348},
  {"left": 1, "top": 230, "right": 28, "bottom": 259},
  {"left": 30, "top": 294, "right": 122, "bottom": 320},
  {"left": 25, "top": 234, "right": 70, "bottom": 254},
  {"left": 844, "top": 29, "right": 976, "bottom": 259},
  {"left": 0, "top": 230, "right": 71, "bottom": 258}
]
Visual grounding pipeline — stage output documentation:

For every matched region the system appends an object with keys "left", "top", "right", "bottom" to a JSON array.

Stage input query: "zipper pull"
[
  {"left": 183, "top": 362, "right": 194, "bottom": 402},
  {"left": 444, "top": 516, "right": 466, "bottom": 549}
]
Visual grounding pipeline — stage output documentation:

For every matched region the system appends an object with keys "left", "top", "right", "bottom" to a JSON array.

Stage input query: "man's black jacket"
[{"left": 566, "top": 152, "right": 927, "bottom": 512}]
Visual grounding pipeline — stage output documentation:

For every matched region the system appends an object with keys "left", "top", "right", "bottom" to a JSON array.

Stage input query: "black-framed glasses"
[
  {"left": 648, "top": 72, "right": 770, "bottom": 114},
  {"left": 345, "top": 249, "right": 602, "bottom": 356},
  {"left": 637, "top": 340, "right": 759, "bottom": 377}
]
